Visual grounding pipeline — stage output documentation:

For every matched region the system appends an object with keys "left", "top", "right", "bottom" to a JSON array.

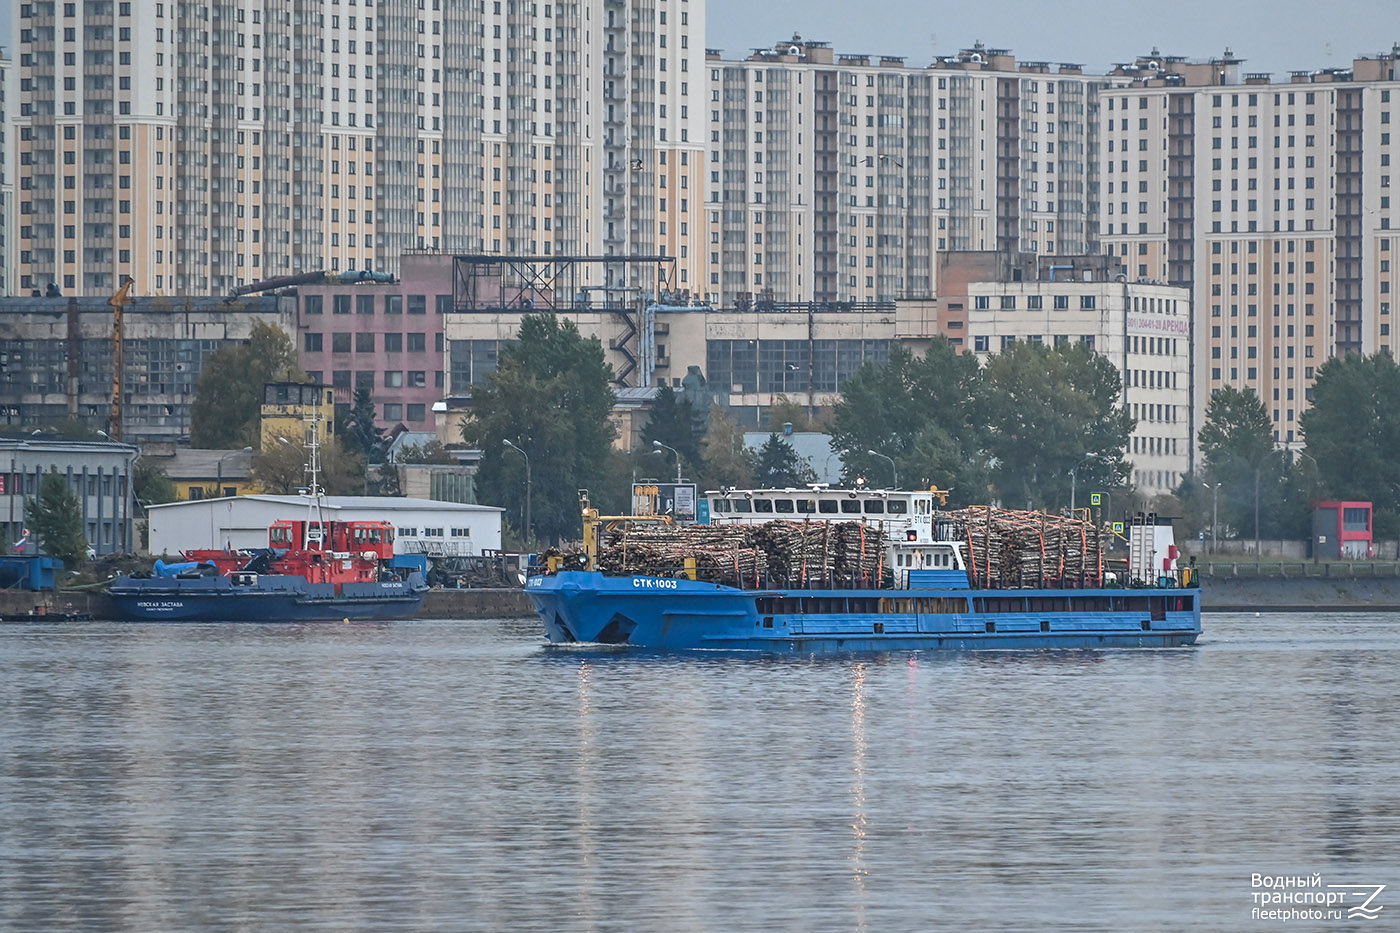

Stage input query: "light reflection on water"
[{"left": 1, "top": 614, "right": 1398, "bottom": 931}]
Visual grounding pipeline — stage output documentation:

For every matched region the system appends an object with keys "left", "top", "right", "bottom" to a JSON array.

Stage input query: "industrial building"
[
  {"left": 0, "top": 293, "right": 294, "bottom": 441},
  {"left": 146, "top": 494, "right": 502, "bottom": 557},
  {"left": 0, "top": 435, "right": 138, "bottom": 556}
]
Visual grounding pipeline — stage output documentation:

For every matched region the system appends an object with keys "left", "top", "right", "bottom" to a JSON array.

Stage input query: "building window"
[
  {"left": 974, "top": 336, "right": 990, "bottom": 352},
  {"left": 333, "top": 295, "right": 352, "bottom": 314},
  {"left": 407, "top": 295, "right": 427, "bottom": 314},
  {"left": 407, "top": 403, "right": 426, "bottom": 422},
  {"left": 304, "top": 295, "right": 323, "bottom": 315},
  {"left": 331, "top": 333, "right": 352, "bottom": 353},
  {"left": 357, "top": 294, "right": 375, "bottom": 314},
  {"left": 384, "top": 403, "right": 404, "bottom": 420},
  {"left": 303, "top": 333, "right": 323, "bottom": 352}
]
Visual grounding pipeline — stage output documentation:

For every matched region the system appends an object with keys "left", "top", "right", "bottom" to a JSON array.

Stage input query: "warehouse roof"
[{"left": 147, "top": 494, "right": 502, "bottom": 513}]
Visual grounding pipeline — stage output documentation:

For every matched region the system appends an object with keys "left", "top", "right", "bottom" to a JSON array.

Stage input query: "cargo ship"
[{"left": 526, "top": 488, "right": 1200, "bottom": 652}]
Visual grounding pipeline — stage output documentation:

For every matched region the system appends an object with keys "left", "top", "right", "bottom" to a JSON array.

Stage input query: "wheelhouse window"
[
  {"left": 863, "top": 500, "right": 885, "bottom": 514},
  {"left": 774, "top": 498, "right": 795, "bottom": 513},
  {"left": 796, "top": 498, "right": 817, "bottom": 514},
  {"left": 819, "top": 500, "right": 839, "bottom": 513},
  {"left": 753, "top": 498, "right": 774, "bottom": 513},
  {"left": 841, "top": 499, "right": 861, "bottom": 513},
  {"left": 733, "top": 499, "right": 752, "bottom": 513},
  {"left": 887, "top": 499, "right": 908, "bottom": 514}
]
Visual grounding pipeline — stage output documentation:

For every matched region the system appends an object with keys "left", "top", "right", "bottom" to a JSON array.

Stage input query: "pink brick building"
[{"left": 296, "top": 255, "right": 451, "bottom": 432}]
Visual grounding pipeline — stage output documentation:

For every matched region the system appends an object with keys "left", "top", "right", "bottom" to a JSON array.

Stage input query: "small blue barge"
[{"left": 526, "top": 488, "right": 1200, "bottom": 653}]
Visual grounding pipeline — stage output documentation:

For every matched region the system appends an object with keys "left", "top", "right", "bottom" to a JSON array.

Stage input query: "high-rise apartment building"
[
  {"left": 0, "top": 50, "right": 13, "bottom": 297},
  {"left": 704, "top": 39, "right": 1108, "bottom": 306},
  {"left": 1099, "top": 47, "right": 1400, "bottom": 447},
  {"left": 9, "top": 0, "right": 704, "bottom": 297}
]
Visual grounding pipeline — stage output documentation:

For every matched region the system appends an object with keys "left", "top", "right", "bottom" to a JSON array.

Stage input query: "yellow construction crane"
[{"left": 108, "top": 276, "right": 136, "bottom": 441}]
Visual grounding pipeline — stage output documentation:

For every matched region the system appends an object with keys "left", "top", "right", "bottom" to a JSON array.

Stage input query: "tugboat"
[
  {"left": 526, "top": 487, "right": 1200, "bottom": 652},
  {"left": 108, "top": 418, "right": 427, "bottom": 622},
  {"left": 108, "top": 516, "right": 428, "bottom": 622}
]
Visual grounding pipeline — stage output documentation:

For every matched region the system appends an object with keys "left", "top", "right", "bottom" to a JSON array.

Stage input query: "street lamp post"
[
  {"left": 1289, "top": 448, "right": 1321, "bottom": 562},
  {"left": 1069, "top": 453, "right": 1100, "bottom": 516},
  {"left": 503, "top": 439, "right": 532, "bottom": 542},
  {"left": 865, "top": 449, "right": 897, "bottom": 489},
  {"left": 217, "top": 447, "right": 253, "bottom": 499},
  {"left": 1202, "top": 482, "right": 1220, "bottom": 554},
  {"left": 652, "top": 440, "right": 683, "bottom": 484}
]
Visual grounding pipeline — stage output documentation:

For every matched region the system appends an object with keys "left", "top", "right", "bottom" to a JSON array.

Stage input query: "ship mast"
[{"left": 304, "top": 407, "right": 326, "bottom": 550}]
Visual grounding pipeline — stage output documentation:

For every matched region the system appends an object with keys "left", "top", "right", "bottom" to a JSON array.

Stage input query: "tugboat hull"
[{"left": 107, "top": 573, "right": 426, "bottom": 622}]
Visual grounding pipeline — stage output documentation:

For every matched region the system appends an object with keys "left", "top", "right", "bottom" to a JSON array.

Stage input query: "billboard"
[{"left": 632, "top": 483, "right": 698, "bottom": 523}]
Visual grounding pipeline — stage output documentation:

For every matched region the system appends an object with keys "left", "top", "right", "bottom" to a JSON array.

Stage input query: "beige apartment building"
[
  {"left": 704, "top": 38, "right": 1110, "bottom": 307},
  {"left": 1098, "top": 46, "right": 1400, "bottom": 446},
  {"left": 962, "top": 277, "right": 1191, "bottom": 494},
  {"left": 0, "top": 51, "right": 13, "bottom": 298},
  {"left": 8, "top": 0, "right": 705, "bottom": 297}
]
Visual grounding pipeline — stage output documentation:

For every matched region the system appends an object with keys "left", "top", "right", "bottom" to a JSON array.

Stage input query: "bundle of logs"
[
  {"left": 573, "top": 520, "right": 888, "bottom": 589},
  {"left": 944, "top": 506, "right": 1103, "bottom": 589}
]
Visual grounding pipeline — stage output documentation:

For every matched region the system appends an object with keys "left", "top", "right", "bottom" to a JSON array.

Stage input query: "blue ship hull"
[
  {"left": 526, "top": 572, "right": 1201, "bottom": 652},
  {"left": 107, "top": 572, "right": 427, "bottom": 622}
]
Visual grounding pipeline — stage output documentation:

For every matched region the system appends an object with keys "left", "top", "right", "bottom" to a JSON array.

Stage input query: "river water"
[{"left": 1, "top": 613, "right": 1397, "bottom": 931}]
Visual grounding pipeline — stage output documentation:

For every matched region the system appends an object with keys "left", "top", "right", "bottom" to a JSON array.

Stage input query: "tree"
[
  {"left": 369, "top": 462, "right": 402, "bottom": 497},
  {"left": 830, "top": 339, "right": 987, "bottom": 503},
  {"left": 1198, "top": 386, "right": 1294, "bottom": 542},
  {"left": 978, "top": 341, "right": 1134, "bottom": 510},
  {"left": 698, "top": 404, "right": 755, "bottom": 490},
  {"left": 641, "top": 385, "right": 704, "bottom": 469},
  {"left": 396, "top": 440, "right": 455, "bottom": 464},
  {"left": 462, "top": 313, "right": 616, "bottom": 543},
  {"left": 133, "top": 460, "right": 177, "bottom": 507},
  {"left": 189, "top": 322, "right": 306, "bottom": 448},
  {"left": 27, "top": 469, "right": 88, "bottom": 567},
  {"left": 250, "top": 436, "right": 366, "bottom": 496},
  {"left": 1300, "top": 352, "right": 1400, "bottom": 536},
  {"left": 765, "top": 395, "right": 820, "bottom": 434},
  {"left": 753, "top": 434, "right": 815, "bottom": 487},
  {"left": 341, "top": 387, "right": 389, "bottom": 464}
]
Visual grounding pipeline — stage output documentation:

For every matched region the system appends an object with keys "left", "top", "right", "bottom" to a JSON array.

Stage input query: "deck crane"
[{"left": 108, "top": 276, "right": 136, "bottom": 441}]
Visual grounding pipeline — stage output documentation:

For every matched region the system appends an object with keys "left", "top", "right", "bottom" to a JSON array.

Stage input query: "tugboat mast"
[{"left": 304, "top": 408, "right": 326, "bottom": 550}]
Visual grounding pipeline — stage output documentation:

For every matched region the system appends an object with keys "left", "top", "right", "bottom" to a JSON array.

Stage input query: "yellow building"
[
  {"left": 260, "top": 383, "right": 336, "bottom": 452},
  {"left": 139, "top": 444, "right": 256, "bottom": 501}
]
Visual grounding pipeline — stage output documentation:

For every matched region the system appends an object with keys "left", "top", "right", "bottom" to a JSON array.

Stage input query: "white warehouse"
[{"left": 147, "top": 495, "right": 504, "bottom": 557}]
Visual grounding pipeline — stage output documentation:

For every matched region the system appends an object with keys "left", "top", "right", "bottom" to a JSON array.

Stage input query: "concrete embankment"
[
  {"left": 8, "top": 577, "right": 1400, "bottom": 620},
  {"left": 1199, "top": 575, "right": 1400, "bottom": 612},
  {"left": 0, "top": 587, "right": 536, "bottom": 621}
]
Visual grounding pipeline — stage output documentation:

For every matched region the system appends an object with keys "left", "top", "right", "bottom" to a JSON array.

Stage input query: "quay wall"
[{"left": 10, "top": 578, "right": 1400, "bottom": 621}]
